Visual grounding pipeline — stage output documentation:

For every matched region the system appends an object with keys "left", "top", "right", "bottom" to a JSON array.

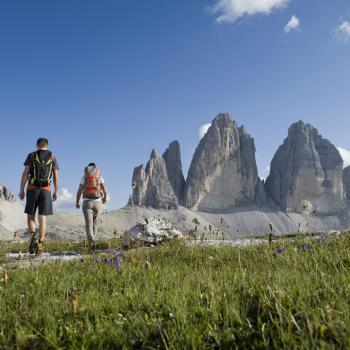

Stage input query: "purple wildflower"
[
  {"left": 303, "top": 243, "right": 312, "bottom": 250},
  {"left": 111, "top": 248, "right": 119, "bottom": 255},
  {"left": 275, "top": 247, "right": 285, "bottom": 254},
  {"left": 103, "top": 257, "right": 112, "bottom": 264}
]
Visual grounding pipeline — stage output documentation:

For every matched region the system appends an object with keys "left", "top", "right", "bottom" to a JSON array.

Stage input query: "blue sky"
[{"left": 0, "top": 0, "right": 350, "bottom": 210}]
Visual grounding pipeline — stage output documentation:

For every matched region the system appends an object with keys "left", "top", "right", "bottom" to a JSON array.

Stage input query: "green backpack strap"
[{"left": 30, "top": 151, "right": 53, "bottom": 185}]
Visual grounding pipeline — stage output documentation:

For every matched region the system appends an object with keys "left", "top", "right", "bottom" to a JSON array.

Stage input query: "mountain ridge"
[{"left": 130, "top": 114, "right": 348, "bottom": 217}]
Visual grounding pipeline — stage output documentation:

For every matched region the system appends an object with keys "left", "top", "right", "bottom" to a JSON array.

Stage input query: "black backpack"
[{"left": 30, "top": 150, "right": 54, "bottom": 187}]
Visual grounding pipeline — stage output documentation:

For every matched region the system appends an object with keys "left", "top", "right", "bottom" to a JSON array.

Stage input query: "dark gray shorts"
[{"left": 25, "top": 189, "right": 53, "bottom": 216}]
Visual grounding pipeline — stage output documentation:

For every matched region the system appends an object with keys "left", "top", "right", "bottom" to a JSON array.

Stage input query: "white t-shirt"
[{"left": 80, "top": 176, "right": 105, "bottom": 202}]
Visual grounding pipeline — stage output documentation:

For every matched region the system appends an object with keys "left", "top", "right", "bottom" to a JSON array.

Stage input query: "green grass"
[
  {"left": 1, "top": 235, "right": 350, "bottom": 349},
  {"left": 0, "top": 238, "right": 122, "bottom": 255}
]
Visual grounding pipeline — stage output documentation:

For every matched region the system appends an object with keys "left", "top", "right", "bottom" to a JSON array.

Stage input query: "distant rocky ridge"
[
  {"left": 0, "top": 183, "right": 26, "bottom": 239},
  {"left": 0, "top": 183, "right": 15, "bottom": 202},
  {"left": 131, "top": 114, "right": 348, "bottom": 216}
]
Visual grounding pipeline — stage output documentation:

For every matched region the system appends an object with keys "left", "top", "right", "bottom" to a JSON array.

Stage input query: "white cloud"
[
  {"left": 335, "top": 21, "right": 350, "bottom": 42},
  {"left": 259, "top": 165, "right": 270, "bottom": 181},
  {"left": 210, "top": 0, "right": 289, "bottom": 23},
  {"left": 337, "top": 147, "right": 350, "bottom": 168},
  {"left": 284, "top": 15, "right": 300, "bottom": 33},
  {"left": 199, "top": 123, "right": 211, "bottom": 139},
  {"left": 55, "top": 188, "right": 75, "bottom": 211}
]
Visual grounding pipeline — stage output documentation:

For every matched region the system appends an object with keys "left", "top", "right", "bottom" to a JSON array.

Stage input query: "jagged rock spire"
[
  {"left": 184, "top": 113, "right": 259, "bottom": 211},
  {"left": 132, "top": 150, "right": 178, "bottom": 209},
  {"left": 162, "top": 140, "right": 186, "bottom": 205}
]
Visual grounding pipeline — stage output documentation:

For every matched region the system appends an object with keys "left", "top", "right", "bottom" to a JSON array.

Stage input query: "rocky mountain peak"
[
  {"left": 266, "top": 120, "right": 344, "bottom": 213},
  {"left": 150, "top": 149, "right": 158, "bottom": 160},
  {"left": 212, "top": 113, "right": 234, "bottom": 127},
  {"left": 132, "top": 149, "right": 178, "bottom": 209},
  {"left": 184, "top": 113, "right": 258, "bottom": 211}
]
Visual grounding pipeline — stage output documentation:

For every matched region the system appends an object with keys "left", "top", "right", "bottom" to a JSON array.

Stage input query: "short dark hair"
[
  {"left": 88, "top": 162, "right": 96, "bottom": 167},
  {"left": 36, "top": 138, "right": 49, "bottom": 148}
]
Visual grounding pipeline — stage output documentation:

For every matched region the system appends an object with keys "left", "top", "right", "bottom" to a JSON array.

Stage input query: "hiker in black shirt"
[{"left": 19, "top": 138, "right": 59, "bottom": 255}]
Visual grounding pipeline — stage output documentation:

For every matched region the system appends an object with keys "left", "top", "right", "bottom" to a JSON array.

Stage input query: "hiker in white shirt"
[{"left": 76, "top": 163, "right": 108, "bottom": 250}]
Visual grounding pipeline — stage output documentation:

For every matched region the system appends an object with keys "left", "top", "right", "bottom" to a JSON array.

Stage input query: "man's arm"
[
  {"left": 76, "top": 185, "right": 83, "bottom": 209},
  {"left": 101, "top": 183, "right": 108, "bottom": 204},
  {"left": 52, "top": 169, "right": 59, "bottom": 201},
  {"left": 19, "top": 166, "right": 30, "bottom": 200}
]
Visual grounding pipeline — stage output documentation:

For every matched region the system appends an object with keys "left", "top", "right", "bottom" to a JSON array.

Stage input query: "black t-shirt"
[{"left": 24, "top": 150, "right": 59, "bottom": 170}]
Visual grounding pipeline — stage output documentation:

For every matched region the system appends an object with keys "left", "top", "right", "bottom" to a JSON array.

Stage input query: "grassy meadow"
[{"left": 1, "top": 234, "right": 350, "bottom": 349}]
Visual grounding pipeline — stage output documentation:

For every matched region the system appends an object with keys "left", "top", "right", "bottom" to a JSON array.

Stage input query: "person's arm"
[
  {"left": 19, "top": 166, "right": 30, "bottom": 200},
  {"left": 76, "top": 184, "right": 83, "bottom": 209},
  {"left": 52, "top": 169, "right": 59, "bottom": 201},
  {"left": 101, "top": 183, "right": 108, "bottom": 204}
]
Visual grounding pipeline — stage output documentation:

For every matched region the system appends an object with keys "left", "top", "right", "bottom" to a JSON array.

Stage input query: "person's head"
[
  {"left": 36, "top": 138, "right": 49, "bottom": 150},
  {"left": 86, "top": 162, "right": 97, "bottom": 172}
]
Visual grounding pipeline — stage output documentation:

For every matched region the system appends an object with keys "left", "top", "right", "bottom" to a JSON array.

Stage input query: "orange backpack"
[{"left": 83, "top": 166, "right": 101, "bottom": 199}]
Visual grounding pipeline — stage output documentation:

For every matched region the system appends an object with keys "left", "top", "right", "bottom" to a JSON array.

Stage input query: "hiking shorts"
[{"left": 25, "top": 189, "right": 53, "bottom": 216}]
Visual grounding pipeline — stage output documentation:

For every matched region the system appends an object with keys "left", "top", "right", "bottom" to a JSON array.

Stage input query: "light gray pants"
[{"left": 82, "top": 200, "right": 102, "bottom": 241}]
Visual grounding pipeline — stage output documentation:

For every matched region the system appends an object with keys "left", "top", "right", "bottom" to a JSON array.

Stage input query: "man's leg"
[
  {"left": 92, "top": 201, "right": 102, "bottom": 238},
  {"left": 35, "top": 190, "right": 53, "bottom": 255},
  {"left": 25, "top": 190, "right": 39, "bottom": 254},
  {"left": 38, "top": 215, "right": 47, "bottom": 242},
  {"left": 27, "top": 214, "right": 36, "bottom": 233},
  {"left": 27, "top": 214, "right": 38, "bottom": 254},
  {"left": 83, "top": 201, "right": 94, "bottom": 242}
]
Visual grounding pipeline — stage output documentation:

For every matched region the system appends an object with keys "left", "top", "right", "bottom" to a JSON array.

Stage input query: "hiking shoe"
[
  {"left": 35, "top": 242, "right": 44, "bottom": 256},
  {"left": 28, "top": 232, "right": 38, "bottom": 254}
]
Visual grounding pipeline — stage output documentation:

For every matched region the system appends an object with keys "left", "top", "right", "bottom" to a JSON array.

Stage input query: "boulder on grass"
[{"left": 122, "top": 216, "right": 182, "bottom": 246}]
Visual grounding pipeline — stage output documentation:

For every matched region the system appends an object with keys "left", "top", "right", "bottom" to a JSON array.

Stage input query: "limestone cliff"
[
  {"left": 265, "top": 121, "right": 345, "bottom": 214},
  {"left": 184, "top": 113, "right": 258, "bottom": 211},
  {"left": 162, "top": 141, "right": 185, "bottom": 204},
  {"left": 132, "top": 150, "right": 178, "bottom": 209}
]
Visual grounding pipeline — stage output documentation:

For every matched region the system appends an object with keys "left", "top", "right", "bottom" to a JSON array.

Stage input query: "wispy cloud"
[
  {"left": 199, "top": 123, "right": 211, "bottom": 139},
  {"left": 284, "top": 15, "right": 300, "bottom": 33},
  {"left": 335, "top": 21, "right": 350, "bottom": 42},
  {"left": 55, "top": 188, "right": 75, "bottom": 211},
  {"left": 210, "top": 0, "right": 289, "bottom": 23},
  {"left": 337, "top": 147, "right": 350, "bottom": 168}
]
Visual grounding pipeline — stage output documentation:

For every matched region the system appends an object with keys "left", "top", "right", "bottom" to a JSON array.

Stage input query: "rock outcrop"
[
  {"left": 266, "top": 121, "right": 345, "bottom": 214},
  {"left": 0, "top": 183, "right": 26, "bottom": 239},
  {"left": 122, "top": 216, "right": 183, "bottom": 245},
  {"left": 132, "top": 150, "right": 178, "bottom": 209},
  {"left": 162, "top": 141, "right": 186, "bottom": 204},
  {"left": 0, "top": 183, "right": 15, "bottom": 202},
  {"left": 343, "top": 166, "right": 350, "bottom": 200},
  {"left": 184, "top": 113, "right": 258, "bottom": 211}
]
